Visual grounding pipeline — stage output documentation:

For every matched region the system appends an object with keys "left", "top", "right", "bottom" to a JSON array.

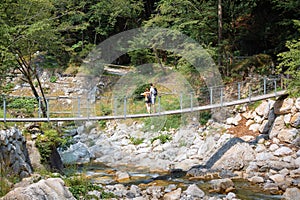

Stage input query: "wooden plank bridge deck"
[{"left": 0, "top": 90, "right": 286, "bottom": 122}]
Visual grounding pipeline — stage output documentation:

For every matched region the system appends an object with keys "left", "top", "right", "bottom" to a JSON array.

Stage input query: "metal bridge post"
[
  {"left": 180, "top": 93, "right": 183, "bottom": 111},
  {"left": 3, "top": 96, "right": 6, "bottom": 123},
  {"left": 249, "top": 86, "right": 252, "bottom": 103},
  {"left": 77, "top": 97, "right": 81, "bottom": 117},
  {"left": 113, "top": 96, "right": 117, "bottom": 116},
  {"left": 210, "top": 87, "right": 213, "bottom": 105},
  {"left": 237, "top": 83, "right": 241, "bottom": 100},
  {"left": 280, "top": 75, "right": 283, "bottom": 89},
  {"left": 190, "top": 92, "right": 193, "bottom": 111},
  {"left": 38, "top": 97, "right": 41, "bottom": 118},
  {"left": 87, "top": 97, "right": 90, "bottom": 120},
  {"left": 158, "top": 96, "right": 161, "bottom": 114},
  {"left": 124, "top": 96, "right": 127, "bottom": 119},
  {"left": 274, "top": 79, "right": 277, "bottom": 96},
  {"left": 263, "top": 77, "right": 267, "bottom": 95},
  {"left": 220, "top": 87, "right": 223, "bottom": 106},
  {"left": 46, "top": 98, "right": 49, "bottom": 121}
]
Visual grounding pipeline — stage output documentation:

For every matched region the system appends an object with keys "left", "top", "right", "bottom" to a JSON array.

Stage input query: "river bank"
[
  {"left": 1, "top": 97, "right": 300, "bottom": 199},
  {"left": 55, "top": 97, "right": 300, "bottom": 199}
]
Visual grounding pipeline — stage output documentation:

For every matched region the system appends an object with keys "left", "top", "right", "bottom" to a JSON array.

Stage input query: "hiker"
[
  {"left": 141, "top": 88, "right": 151, "bottom": 114},
  {"left": 150, "top": 83, "right": 157, "bottom": 113}
]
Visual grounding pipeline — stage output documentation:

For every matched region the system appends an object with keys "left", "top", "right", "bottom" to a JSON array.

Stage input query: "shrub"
[
  {"left": 133, "top": 83, "right": 151, "bottom": 100},
  {"left": 36, "top": 129, "right": 68, "bottom": 165},
  {"left": 199, "top": 111, "right": 212, "bottom": 125},
  {"left": 1, "top": 82, "right": 14, "bottom": 93},
  {"left": 130, "top": 137, "right": 144, "bottom": 145},
  {"left": 7, "top": 97, "right": 37, "bottom": 114},
  {"left": 98, "top": 120, "right": 106, "bottom": 129},
  {"left": 151, "top": 134, "right": 172, "bottom": 144},
  {"left": 0, "top": 177, "right": 11, "bottom": 197},
  {"left": 100, "top": 104, "right": 112, "bottom": 115},
  {"left": 64, "top": 175, "right": 113, "bottom": 199},
  {"left": 50, "top": 76, "right": 57, "bottom": 83}
]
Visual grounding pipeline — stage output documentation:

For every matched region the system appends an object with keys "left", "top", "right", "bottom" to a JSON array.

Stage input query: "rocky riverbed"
[
  {"left": 1, "top": 97, "right": 300, "bottom": 199},
  {"left": 56, "top": 97, "right": 300, "bottom": 199}
]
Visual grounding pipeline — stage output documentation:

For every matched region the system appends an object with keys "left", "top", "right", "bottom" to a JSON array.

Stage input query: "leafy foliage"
[
  {"left": 65, "top": 175, "right": 114, "bottom": 200},
  {"left": 277, "top": 20, "right": 300, "bottom": 96},
  {"left": 50, "top": 76, "right": 58, "bottom": 83},
  {"left": 7, "top": 97, "right": 37, "bottom": 114},
  {"left": 199, "top": 111, "right": 212, "bottom": 125},
  {"left": 151, "top": 134, "right": 172, "bottom": 144},
  {"left": 36, "top": 129, "right": 67, "bottom": 164},
  {"left": 133, "top": 83, "right": 151, "bottom": 100},
  {"left": 130, "top": 137, "right": 144, "bottom": 145}
]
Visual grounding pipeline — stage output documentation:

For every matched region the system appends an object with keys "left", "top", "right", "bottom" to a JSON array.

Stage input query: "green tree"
[
  {"left": 0, "top": 0, "right": 60, "bottom": 116},
  {"left": 144, "top": 0, "right": 217, "bottom": 47},
  {"left": 131, "top": 0, "right": 218, "bottom": 84},
  {"left": 277, "top": 20, "right": 300, "bottom": 96},
  {"left": 89, "top": 0, "right": 144, "bottom": 38}
]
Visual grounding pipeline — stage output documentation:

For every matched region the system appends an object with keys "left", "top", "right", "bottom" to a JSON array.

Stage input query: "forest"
[{"left": 0, "top": 0, "right": 299, "bottom": 98}]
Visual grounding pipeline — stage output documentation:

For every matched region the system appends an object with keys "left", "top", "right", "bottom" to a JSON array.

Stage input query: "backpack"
[{"left": 153, "top": 87, "right": 158, "bottom": 96}]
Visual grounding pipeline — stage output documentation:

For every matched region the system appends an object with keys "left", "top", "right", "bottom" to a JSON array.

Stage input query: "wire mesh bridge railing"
[{"left": 0, "top": 76, "right": 287, "bottom": 122}]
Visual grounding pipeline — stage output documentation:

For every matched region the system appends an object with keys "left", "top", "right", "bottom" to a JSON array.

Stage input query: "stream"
[{"left": 75, "top": 162, "right": 283, "bottom": 200}]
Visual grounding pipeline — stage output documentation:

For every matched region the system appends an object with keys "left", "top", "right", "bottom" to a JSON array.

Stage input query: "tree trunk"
[
  {"left": 153, "top": 47, "right": 166, "bottom": 75},
  {"left": 14, "top": 50, "right": 47, "bottom": 117},
  {"left": 218, "top": 0, "right": 223, "bottom": 69},
  {"left": 34, "top": 69, "right": 48, "bottom": 117}
]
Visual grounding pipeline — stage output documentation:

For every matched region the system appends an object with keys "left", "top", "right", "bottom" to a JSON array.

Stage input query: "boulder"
[
  {"left": 277, "top": 129, "right": 298, "bottom": 143},
  {"left": 269, "top": 174, "right": 285, "bottom": 184},
  {"left": 274, "top": 147, "right": 293, "bottom": 156},
  {"left": 274, "top": 98, "right": 294, "bottom": 115},
  {"left": 248, "top": 176, "right": 264, "bottom": 183},
  {"left": 163, "top": 188, "right": 181, "bottom": 200},
  {"left": 212, "top": 142, "right": 255, "bottom": 171},
  {"left": 182, "top": 184, "right": 205, "bottom": 198},
  {"left": 290, "top": 113, "right": 300, "bottom": 128},
  {"left": 0, "top": 128, "right": 32, "bottom": 179},
  {"left": 255, "top": 100, "right": 269, "bottom": 117},
  {"left": 249, "top": 123, "right": 260, "bottom": 132},
  {"left": 226, "top": 114, "right": 242, "bottom": 126},
  {"left": 209, "top": 178, "right": 235, "bottom": 193},
  {"left": 0, "top": 178, "right": 75, "bottom": 200},
  {"left": 282, "top": 187, "right": 300, "bottom": 200},
  {"left": 269, "top": 116, "right": 285, "bottom": 139},
  {"left": 115, "top": 171, "right": 130, "bottom": 182},
  {"left": 295, "top": 98, "right": 300, "bottom": 110},
  {"left": 59, "top": 142, "right": 90, "bottom": 164}
]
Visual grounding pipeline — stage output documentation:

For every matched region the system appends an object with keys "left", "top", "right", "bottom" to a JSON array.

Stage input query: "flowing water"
[{"left": 76, "top": 163, "right": 282, "bottom": 200}]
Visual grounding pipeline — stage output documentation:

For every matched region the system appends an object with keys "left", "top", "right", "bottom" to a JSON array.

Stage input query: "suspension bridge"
[{"left": 0, "top": 76, "right": 288, "bottom": 122}]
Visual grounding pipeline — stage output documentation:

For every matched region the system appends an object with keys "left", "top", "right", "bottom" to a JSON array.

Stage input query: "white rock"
[
  {"left": 246, "top": 119, "right": 255, "bottom": 127},
  {"left": 259, "top": 120, "right": 271, "bottom": 134},
  {"left": 182, "top": 184, "right": 205, "bottom": 198},
  {"left": 256, "top": 152, "right": 275, "bottom": 161},
  {"left": 274, "top": 147, "right": 293, "bottom": 156},
  {"left": 254, "top": 115, "right": 263, "bottom": 124},
  {"left": 277, "top": 129, "right": 298, "bottom": 143},
  {"left": 284, "top": 113, "right": 292, "bottom": 125},
  {"left": 255, "top": 101, "right": 268, "bottom": 116},
  {"left": 295, "top": 98, "right": 300, "bottom": 110},
  {"left": 249, "top": 123, "right": 260, "bottom": 132},
  {"left": 115, "top": 171, "right": 130, "bottom": 182},
  {"left": 269, "top": 174, "right": 285, "bottom": 183},
  {"left": 248, "top": 176, "right": 264, "bottom": 183},
  {"left": 269, "top": 144, "right": 279, "bottom": 151},
  {"left": 282, "top": 187, "right": 300, "bottom": 200},
  {"left": 255, "top": 144, "right": 266, "bottom": 153},
  {"left": 163, "top": 188, "right": 182, "bottom": 200},
  {"left": 295, "top": 157, "right": 300, "bottom": 168}
]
